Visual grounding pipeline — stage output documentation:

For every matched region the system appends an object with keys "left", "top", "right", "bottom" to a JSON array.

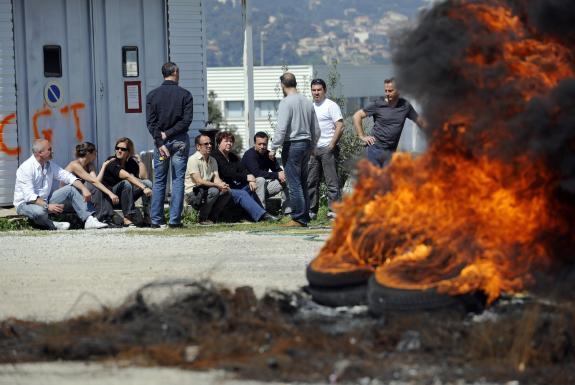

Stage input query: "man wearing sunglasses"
[
  {"left": 184, "top": 134, "right": 231, "bottom": 225},
  {"left": 146, "top": 62, "right": 193, "bottom": 228}
]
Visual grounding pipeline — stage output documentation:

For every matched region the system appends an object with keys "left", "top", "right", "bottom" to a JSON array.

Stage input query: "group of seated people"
[
  {"left": 14, "top": 131, "right": 289, "bottom": 230},
  {"left": 185, "top": 131, "right": 287, "bottom": 225},
  {"left": 14, "top": 137, "right": 153, "bottom": 230}
]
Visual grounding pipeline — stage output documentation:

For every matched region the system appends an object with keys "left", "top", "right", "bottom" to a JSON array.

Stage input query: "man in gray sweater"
[{"left": 269, "top": 72, "right": 320, "bottom": 227}]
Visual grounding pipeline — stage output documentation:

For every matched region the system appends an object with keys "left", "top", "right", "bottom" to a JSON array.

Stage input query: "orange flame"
[{"left": 313, "top": 2, "right": 575, "bottom": 304}]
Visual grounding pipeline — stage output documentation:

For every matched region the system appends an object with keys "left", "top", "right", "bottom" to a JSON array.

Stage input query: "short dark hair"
[
  {"left": 280, "top": 72, "right": 297, "bottom": 88},
  {"left": 310, "top": 78, "right": 326, "bottom": 90},
  {"left": 253, "top": 131, "right": 269, "bottom": 142},
  {"left": 161, "top": 62, "right": 178, "bottom": 78},
  {"left": 384, "top": 77, "right": 395, "bottom": 85},
  {"left": 195, "top": 134, "right": 210, "bottom": 145},
  {"left": 216, "top": 131, "right": 235, "bottom": 145}
]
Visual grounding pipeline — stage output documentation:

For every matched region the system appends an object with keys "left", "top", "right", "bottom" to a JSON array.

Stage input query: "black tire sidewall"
[
  {"left": 306, "top": 283, "right": 368, "bottom": 307},
  {"left": 306, "top": 264, "right": 373, "bottom": 288},
  {"left": 367, "top": 276, "right": 464, "bottom": 314}
]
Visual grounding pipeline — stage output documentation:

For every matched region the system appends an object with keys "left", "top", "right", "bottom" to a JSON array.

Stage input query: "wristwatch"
[{"left": 42, "top": 202, "right": 48, "bottom": 210}]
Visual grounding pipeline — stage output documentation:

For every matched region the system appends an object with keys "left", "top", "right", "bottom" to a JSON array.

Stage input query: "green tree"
[
  {"left": 208, "top": 90, "right": 223, "bottom": 128},
  {"left": 325, "top": 59, "right": 365, "bottom": 190}
]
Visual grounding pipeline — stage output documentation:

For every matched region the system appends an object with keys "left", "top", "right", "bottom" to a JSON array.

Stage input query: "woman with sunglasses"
[
  {"left": 64, "top": 142, "right": 120, "bottom": 225},
  {"left": 98, "top": 137, "right": 152, "bottom": 227}
]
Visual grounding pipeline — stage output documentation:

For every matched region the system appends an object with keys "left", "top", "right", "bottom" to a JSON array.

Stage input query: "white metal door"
[{"left": 92, "top": 0, "right": 167, "bottom": 159}]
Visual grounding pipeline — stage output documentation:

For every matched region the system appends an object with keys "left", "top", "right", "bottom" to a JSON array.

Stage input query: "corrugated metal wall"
[
  {"left": 0, "top": 0, "right": 17, "bottom": 206},
  {"left": 167, "top": 0, "right": 206, "bottom": 137}
]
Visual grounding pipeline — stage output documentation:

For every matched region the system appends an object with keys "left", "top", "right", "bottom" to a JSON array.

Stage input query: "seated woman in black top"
[{"left": 98, "top": 137, "right": 152, "bottom": 227}]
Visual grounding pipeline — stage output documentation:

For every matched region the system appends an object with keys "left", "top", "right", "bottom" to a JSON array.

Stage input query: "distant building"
[{"left": 207, "top": 64, "right": 426, "bottom": 153}]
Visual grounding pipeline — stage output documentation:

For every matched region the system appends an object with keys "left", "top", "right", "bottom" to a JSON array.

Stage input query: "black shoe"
[
  {"left": 150, "top": 223, "right": 167, "bottom": 229},
  {"left": 261, "top": 213, "right": 279, "bottom": 222},
  {"left": 168, "top": 223, "right": 184, "bottom": 228}
]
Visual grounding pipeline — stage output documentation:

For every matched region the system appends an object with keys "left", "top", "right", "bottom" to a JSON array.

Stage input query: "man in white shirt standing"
[
  {"left": 308, "top": 78, "right": 344, "bottom": 220},
  {"left": 13, "top": 139, "right": 108, "bottom": 230}
]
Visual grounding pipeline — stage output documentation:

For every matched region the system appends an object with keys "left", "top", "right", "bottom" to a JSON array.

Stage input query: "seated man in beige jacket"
[{"left": 184, "top": 134, "right": 231, "bottom": 225}]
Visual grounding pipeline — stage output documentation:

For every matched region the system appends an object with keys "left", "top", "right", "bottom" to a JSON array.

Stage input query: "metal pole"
[
  {"left": 260, "top": 31, "right": 264, "bottom": 66},
  {"left": 242, "top": 0, "right": 255, "bottom": 148}
]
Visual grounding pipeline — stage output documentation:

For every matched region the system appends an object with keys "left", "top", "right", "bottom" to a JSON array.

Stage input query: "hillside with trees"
[{"left": 206, "top": 0, "right": 431, "bottom": 66}]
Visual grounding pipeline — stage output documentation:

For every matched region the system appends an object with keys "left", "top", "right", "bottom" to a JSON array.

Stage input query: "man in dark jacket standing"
[{"left": 146, "top": 62, "right": 193, "bottom": 228}]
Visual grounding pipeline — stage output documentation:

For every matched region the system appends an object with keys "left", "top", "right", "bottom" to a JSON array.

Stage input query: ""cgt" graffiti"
[{"left": 0, "top": 102, "right": 86, "bottom": 157}]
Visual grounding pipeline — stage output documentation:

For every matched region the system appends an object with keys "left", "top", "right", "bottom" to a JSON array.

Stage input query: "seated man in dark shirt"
[
  {"left": 241, "top": 131, "right": 290, "bottom": 214},
  {"left": 212, "top": 131, "right": 278, "bottom": 222},
  {"left": 99, "top": 137, "right": 152, "bottom": 227}
]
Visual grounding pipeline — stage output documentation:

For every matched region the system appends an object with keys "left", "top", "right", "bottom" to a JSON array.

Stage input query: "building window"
[
  {"left": 255, "top": 100, "right": 279, "bottom": 118},
  {"left": 43, "top": 45, "right": 62, "bottom": 77},
  {"left": 225, "top": 101, "right": 244, "bottom": 118},
  {"left": 122, "top": 46, "right": 139, "bottom": 77}
]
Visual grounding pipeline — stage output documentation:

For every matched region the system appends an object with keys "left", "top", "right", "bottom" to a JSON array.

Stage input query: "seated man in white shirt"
[{"left": 13, "top": 139, "right": 109, "bottom": 230}]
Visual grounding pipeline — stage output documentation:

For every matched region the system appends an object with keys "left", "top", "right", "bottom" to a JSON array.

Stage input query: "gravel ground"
[
  {"left": 0, "top": 229, "right": 528, "bottom": 385},
  {"left": 0, "top": 228, "right": 329, "bottom": 384},
  {"left": 0, "top": 229, "right": 325, "bottom": 321}
]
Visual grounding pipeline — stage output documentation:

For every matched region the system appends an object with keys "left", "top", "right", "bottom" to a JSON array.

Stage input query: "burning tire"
[
  {"left": 305, "top": 260, "right": 372, "bottom": 307},
  {"left": 305, "top": 283, "right": 368, "bottom": 307},
  {"left": 367, "top": 276, "right": 464, "bottom": 314},
  {"left": 306, "top": 264, "right": 373, "bottom": 287}
]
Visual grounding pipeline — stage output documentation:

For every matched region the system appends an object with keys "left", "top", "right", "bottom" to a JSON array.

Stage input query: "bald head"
[{"left": 280, "top": 72, "right": 297, "bottom": 88}]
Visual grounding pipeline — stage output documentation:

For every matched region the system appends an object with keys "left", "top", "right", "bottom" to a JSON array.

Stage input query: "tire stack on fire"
[{"left": 305, "top": 253, "right": 475, "bottom": 314}]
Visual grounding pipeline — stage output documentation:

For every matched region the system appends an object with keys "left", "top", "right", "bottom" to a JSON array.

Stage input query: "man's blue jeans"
[
  {"left": 230, "top": 185, "right": 265, "bottom": 222},
  {"left": 16, "top": 185, "right": 93, "bottom": 229},
  {"left": 366, "top": 145, "right": 394, "bottom": 168},
  {"left": 151, "top": 135, "right": 190, "bottom": 225},
  {"left": 282, "top": 140, "right": 311, "bottom": 225}
]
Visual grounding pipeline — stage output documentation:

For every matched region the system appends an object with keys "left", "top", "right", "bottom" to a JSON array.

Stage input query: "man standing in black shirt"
[
  {"left": 353, "top": 78, "right": 425, "bottom": 167},
  {"left": 146, "top": 62, "right": 193, "bottom": 228}
]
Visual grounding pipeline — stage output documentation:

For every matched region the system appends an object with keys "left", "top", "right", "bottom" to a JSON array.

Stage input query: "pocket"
[{"left": 169, "top": 140, "right": 189, "bottom": 156}]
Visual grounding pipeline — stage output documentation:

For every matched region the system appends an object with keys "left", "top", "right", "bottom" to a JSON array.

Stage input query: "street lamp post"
[
  {"left": 260, "top": 30, "right": 264, "bottom": 66},
  {"left": 242, "top": 0, "right": 255, "bottom": 147}
]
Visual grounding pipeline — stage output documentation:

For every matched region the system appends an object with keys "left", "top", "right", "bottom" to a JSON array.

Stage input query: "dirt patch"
[{"left": 1, "top": 279, "right": 574, "bottom": 384}]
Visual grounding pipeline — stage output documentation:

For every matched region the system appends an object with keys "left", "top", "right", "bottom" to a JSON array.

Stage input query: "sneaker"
[
  {"left": 309, "top": 212, "right": 317, "bottom": 220},
  {"left": 282, "top": 219, "right": 307, "bottom": 228},
  {"left": 168, "top": 223, "right": 184, "bottom": 229},
  {"left": 150, "top": 223, "right": 167, "bottom": 229},
  {"left": 327, "top": 211, "right": 337, "bottom": 219},
  {"left": 199, "top": 220, "right": 214, "bottom": 225},
  {"left": 53, "top": 221, "right": 70, "bottom": 231},
  {"left": 261, "top": 213, "right": 279, "bottom": 222},
  {"left": 84, "top": 215, "right": 108, "bottom": 229}
]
